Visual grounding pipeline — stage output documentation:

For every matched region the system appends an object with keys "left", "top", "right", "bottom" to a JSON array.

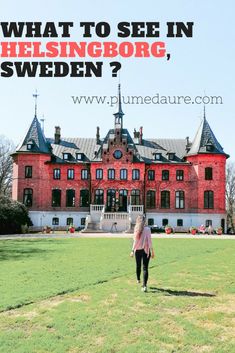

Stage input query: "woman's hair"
[{"left": 134, "top": 215, "right": 146, "bottom": 240}]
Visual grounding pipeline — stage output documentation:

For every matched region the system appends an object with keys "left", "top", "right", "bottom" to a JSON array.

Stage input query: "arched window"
[
  {"left": 23, "top": 188, "right": 33, "bottom": 207},
  {"left": 119, "top": 189, "right": 128, "bottom": 212},
  {"left": 106, "top": 189, "right": 116, "bottom": 211},
  {"left": 80, "top": 189, "right": 89, "bottom": 207},
  {"left": 94, "top": 189, "right": 104, "bottom": 205},
  {"left": 146, "top": 190, "right": 156, "bottom": 209},
  {"left": 204, "top": 190, "right": 214, "bottom": 209},
  {"left": 52, "top": 189, "right": 61, "bottom": 207},
  {"left": 205, "top": 167, "right": 213, "bottom": 180},
  {"left": 161, "top": 191, "right": 170, "bottom": 208},
  {"left": 131, "top": 190, "right": 140, "bottom": 205},
  {"left": 175, "top": 191, "right": 185, "bottom": 209},
  {"left": 66, "top": 189, "right": 75, "bottom": 207}
]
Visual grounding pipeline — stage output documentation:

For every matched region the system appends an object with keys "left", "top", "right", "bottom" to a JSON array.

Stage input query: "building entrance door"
[
  {"left": 119, "top": 189, "right": 128, "bottom": 212},
  {"left": 106, "top": 189, "right": 116, "bottom": 212}
]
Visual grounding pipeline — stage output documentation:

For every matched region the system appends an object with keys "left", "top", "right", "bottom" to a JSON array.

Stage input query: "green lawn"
[{"left": 0, "top": 237, "right": 235, "bottom": 353}]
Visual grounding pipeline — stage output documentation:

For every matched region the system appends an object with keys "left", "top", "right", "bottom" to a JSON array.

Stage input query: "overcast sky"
[{"left": 0, "top": 0, "right": 234, "bottom": 160}]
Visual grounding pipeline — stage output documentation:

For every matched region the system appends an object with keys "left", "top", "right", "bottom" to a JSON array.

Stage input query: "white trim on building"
[
  {"left": 29, "top": 211, "right": 89, "bottom": 228},
  {"left": 29, "top": 211, "right": 226, "bottom": 232},
  {"left": 146, "top": 212, "right": 226, "bottom": 229}
]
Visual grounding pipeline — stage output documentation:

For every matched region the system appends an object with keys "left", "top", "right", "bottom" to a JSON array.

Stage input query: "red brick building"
[{"left": 12, "top": 86, "right": 229, "bottom": 231}]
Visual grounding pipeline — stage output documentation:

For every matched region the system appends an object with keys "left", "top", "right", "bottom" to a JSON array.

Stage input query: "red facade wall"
[
  {"left": 146, "top": 163, "right": 193, "bottom": 213},
  {"left": 187, "top": 154, "right": 226, "bottom": 214},
  {"left": 12, "top": 151, "right": 227, "bottom": 215},
  {"left": 12, "top": 154, "right": 90, "bottom": 211},
  {"left": 90, "top": 161, "right": 145, "bottom": 204}
]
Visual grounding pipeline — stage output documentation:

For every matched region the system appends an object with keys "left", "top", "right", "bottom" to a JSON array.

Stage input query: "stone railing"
[
  {"left": 88, "top": 204, "right": 144, "bottom": 232},
  {"left": 129, "top": 205, "right": 144, "bottom": 213},
  {"left": 90, "top": 204, "right": 104, "bottom": 212},
  {"left": 128, "top": 205, "right": 144, "bottom": 224},
  {"left": 103, "top": 213, "right": 129, "bottom": 220}
]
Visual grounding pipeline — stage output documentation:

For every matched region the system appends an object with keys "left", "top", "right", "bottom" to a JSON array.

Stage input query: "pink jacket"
[{"left": 133, "top": 226, "right": 153, "bottom": 257}]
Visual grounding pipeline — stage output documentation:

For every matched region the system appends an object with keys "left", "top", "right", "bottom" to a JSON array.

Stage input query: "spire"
[
  {"left": 187, "top": 113, "right": 227, "bottom": 157},
  {"left": 113, "top": 84, "right": 124, "bottom": 129},
  {"left": 15, "top": 93, "right": 50, "bottom": 154},
  {"left": 33, "top": 89, "right": 39, "bottom": 118}
]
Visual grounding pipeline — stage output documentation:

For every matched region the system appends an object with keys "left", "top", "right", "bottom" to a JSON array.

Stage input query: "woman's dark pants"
[{"left": 135, "top": 249, "right": 151, "bottom": 287}]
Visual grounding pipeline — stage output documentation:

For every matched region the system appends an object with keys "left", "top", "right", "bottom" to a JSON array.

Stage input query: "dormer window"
[
  {"left": 26, "top": 141, "right": 34, "bottom": 150},
  {"left": 205, "top": 139, "right": 214, "bottom": 152},
  {"left": 168, "top": 153, "right": 175, "bottom": 161},
  {"left": 76, "top": 153, "right": 83, "bottom": 161},
  {"left": 206, "top": 144, "right": 214, "bottom": 152},
  {"left": 154, "top": 153, "right": 161, "bottom": 161},
  {"left": 63, "top": 153, "right": 70, "bottom": 160}
]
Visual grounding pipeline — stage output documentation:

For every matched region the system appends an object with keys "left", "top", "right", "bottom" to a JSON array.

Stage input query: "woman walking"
[{"left": 130, "top": 215, "right": 154, "bottom": 292}]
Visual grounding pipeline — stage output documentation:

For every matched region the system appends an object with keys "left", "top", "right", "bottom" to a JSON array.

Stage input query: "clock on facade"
[{"left": 113, "top": 150, "right": 123, "bottom": 159}]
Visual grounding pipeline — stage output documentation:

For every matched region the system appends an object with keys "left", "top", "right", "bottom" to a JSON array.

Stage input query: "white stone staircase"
[{"left": 82, "top": 204, "right": 144, "bottom": 233}]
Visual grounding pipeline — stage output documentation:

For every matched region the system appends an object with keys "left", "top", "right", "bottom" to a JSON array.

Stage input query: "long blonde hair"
[{"left": 134, "top": 215, "right": 146, "bottom": 240}]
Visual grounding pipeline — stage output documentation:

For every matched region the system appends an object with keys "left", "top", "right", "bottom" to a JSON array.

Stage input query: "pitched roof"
[
  {"left": 47, "top": 138, "right": 99, "bottom": 162},
  {"left": 187, "top": 116, "right": 227, "bottom": 156},
  {"left": 16, "top": 116, "right": 50, "bottom": 154},
  {"left": 136, "top": 138, "right": 187, "bottom": 163},
  {"left": 45, "top": 135, "right": 188, "bottom": 164},
  {"left": 14, "top": 104, "right": 227, "bottom": 162}
]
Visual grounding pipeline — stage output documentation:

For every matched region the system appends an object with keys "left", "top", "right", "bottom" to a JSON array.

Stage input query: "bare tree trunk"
[
  {"left": 226, "top": 162, "right": 235, "bottom": 233},
  {"left": 0, "top": 135, "right": 14, "bottom": 197}
]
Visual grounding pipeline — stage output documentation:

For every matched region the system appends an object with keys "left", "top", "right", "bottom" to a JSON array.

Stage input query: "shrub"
[{"left": 0, "top": 196, "right": 32, "bottom": 234}]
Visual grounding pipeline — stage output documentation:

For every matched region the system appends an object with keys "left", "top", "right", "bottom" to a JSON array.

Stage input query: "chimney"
[
  {"left": 96, "top": 126, "right": 100, "bottom": 144},
  {"left": 186, "top": 136, "right": 191, "bottom": 152},
  {"left": 54, "top": 126, "right": 61, "bottom": 144},
  {"left": 186, "top": 136, "right": 189, "bottom": 145},
  {"left": 139, "top": 126, "right": 143, "bottom": 145},
  {"left": 133, "top": 128, "right": 138, "bottom": 139}
]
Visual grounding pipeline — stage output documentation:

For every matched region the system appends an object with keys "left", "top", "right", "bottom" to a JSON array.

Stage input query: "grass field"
[{"left": 0, "top": 237, "right": 235, "bottom": 353}]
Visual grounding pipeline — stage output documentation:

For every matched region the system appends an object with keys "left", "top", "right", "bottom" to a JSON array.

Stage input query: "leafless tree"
[
  {"left": 226, "top": 162, "right": 235, "bottom": 232},
  {"left": 0, "top": 135, "right": 14, "bottom": 197}
]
